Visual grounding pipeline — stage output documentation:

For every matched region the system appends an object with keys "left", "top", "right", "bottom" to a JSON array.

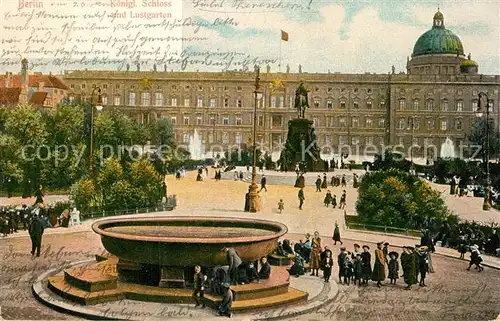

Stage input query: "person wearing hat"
[
  {"left": 315, "top": 175, "right": 322, "bottom": 192},
  {"left": 466, "top": 244, "right": 484, "bottom": 272},
  {"left": 310, "top": 231, "right": 321, "bottom": 276},
  {"left": 321, "top": 173, "right": 328, "bottom": 189},
  {"left": 353, "top": 243, "right": 361, "bottom": 257},
  {"left": 337, "top": 247, "right": 347, "bottom": 283},
  {"left": 382, "top": 242, "right": 390, "bottom": 266},
  {"left": 298, "top": 187, "right": 305, "bottom": 210},
  {"left": 222, "top": 247, "right": 242, "bottom": 285},
  {"left": 388, "top": 251, "right": 399, "bottom": 284},
  {"left": 28, "top": 214, "right": 44, "bottom": 257},
  {"left": 332, "top": 221, "right": 342, "bottom": 245},
  {"left": 218, "top": 283, "right": 233, "bottom": 317},
  {"left": 260, "top": 174, "right": 267, "bottom": 192},
  {"left": 371, "top": 242, "right": 385, "bottom": 287},
  {"left": 360, "top": 245, "right": 372, "bottom": 285},
  {"left": 192, "top": 265, "right": 206, "bottom": 308},
  {"left": 321, "top": 249, "right": 334, "bottom": 282},
  {"left": 353, "top": 253, "right": 363, "bottom": 285},
  {"left": 401, "top": 246, "right": 417, "bottom": 290},
  {"left": 324, "top": 190, "right": 333, "bottom": 207},
  {"left": 339, "top": 190, "right": 347, "bottom": 209},
  {"left": 415, "top": 246, "right": 429, "bottom": 286}
]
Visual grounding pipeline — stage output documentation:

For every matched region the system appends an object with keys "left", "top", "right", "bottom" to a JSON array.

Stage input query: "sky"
[
  {"left": 183, "top": 0, "right": 500, "bottom": 74},
  {"left": 0, "top": 0, "right": 498, "bottom": 75}
]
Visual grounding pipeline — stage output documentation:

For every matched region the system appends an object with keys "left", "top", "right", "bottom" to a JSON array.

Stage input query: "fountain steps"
[{"left": 47, "top": 257, "right": 308, "bottom": 312}]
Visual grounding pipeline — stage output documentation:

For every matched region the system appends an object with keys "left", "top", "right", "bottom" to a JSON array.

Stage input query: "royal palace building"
[{"left": 61, "top": 10, "right": 500, "bottom": 161}]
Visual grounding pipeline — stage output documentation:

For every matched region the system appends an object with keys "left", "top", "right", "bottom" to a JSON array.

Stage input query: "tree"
[
  {"left": 467, "top": 118, "right": 500, "bottom": 160},
  {"left": 356, "top": 170, "right": 455, "bottom": 230},
  {"left": 373, "top": 148, "right": 410, "bottom": 171}
]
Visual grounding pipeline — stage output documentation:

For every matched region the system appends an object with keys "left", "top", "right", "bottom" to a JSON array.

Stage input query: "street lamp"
[
  {"left": 248, "top": 66, "right": 263, "bottom": 213},
  {"left": 476, "top": 92, "right": 492, "bottom": 210},
  {"left": 408, "top": 116, "right": 416, "bottom": 173},
  {"left": 90, "top": 87, "right": 103, "bottom": 172}
]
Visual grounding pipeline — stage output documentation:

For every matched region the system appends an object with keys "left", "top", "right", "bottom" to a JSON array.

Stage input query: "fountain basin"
[{"left": 92, "top": 216, "right": 288, "bottom": 267}]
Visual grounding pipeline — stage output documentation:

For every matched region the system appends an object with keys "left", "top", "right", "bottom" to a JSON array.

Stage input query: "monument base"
[{"left": 278, "top": 118, "right": 325, "bottom": 172}]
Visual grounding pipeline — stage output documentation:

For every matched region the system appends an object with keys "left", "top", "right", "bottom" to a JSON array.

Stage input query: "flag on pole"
[{"left": 281, "top": 30, "right": 289, "bottom": 42}]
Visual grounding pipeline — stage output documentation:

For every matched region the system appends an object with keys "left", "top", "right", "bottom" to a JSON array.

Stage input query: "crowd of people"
[{"left": 272, "top": 231, "right": 439, "bottom": 290}]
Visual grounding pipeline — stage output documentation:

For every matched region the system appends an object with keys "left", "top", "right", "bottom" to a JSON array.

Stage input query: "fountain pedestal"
[{"left": 159, "top": 267, "right": 186, "bottom": 288}]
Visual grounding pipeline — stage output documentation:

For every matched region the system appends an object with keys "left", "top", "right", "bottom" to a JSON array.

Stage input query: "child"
[
  {"left": 353, "top": 253, "right": 363, "bottom": 285},
  {"left": 388, "top": 251, "right": 399, "bottom": 284},
  {"left": 331, "top": 195, "right": 337, "bottom": 208},
  {"left": 343, "top": 254, "right": 354, "bottom": 285},
  {"left": 278, "top": 199, "right": 284, "bottom": 213},
  {"left": 324, "top": 190, "right": 332, "bottom": 207}
]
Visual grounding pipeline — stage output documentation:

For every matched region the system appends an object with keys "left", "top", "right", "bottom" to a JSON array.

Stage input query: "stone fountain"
[
  {"left": 188, "top": 129, "right": 204, "bottom": 160},
  {"left": 440, "top": 137, "right": 456, "bottom": 159},
  {"left": 40, "top": 216, "right": 309, "bottom": 314}
]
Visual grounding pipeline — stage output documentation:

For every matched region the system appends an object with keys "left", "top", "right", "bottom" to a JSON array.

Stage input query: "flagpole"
[{"left": 279, "top": 39, "right": 282, "bottom": 73}]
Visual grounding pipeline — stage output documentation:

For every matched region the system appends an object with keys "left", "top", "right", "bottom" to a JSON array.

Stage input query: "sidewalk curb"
[{"left": 344, "top": 227, "right": 420, "bottom": 240}]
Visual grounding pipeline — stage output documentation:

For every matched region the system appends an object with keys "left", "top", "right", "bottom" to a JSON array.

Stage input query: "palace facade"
[{"left": 61, "top": 10, "right": 500, "bottom": 161}]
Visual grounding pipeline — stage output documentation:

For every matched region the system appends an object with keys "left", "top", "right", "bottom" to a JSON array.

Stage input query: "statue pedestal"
[{"left": 278, "top": 118, "right": 323, "bottom": 172}]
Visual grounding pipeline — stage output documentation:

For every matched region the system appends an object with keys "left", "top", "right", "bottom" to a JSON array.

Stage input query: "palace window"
[
  {"left": 472, "top": 100, "right": 478, "bottom": 112},
  {"left": 81, "top": 84, "right": 86, "bottom": 89},
  {"left": 183, "top": 133, "right": 189, "bottom": 143},
  {"left": 455, "top": 119, "right": 463, "bottom": 130},
  {"left": 273, "top": 116, "right": 282, "bottom": 127},
  {"left": 327, "top": 100, "right": 333, "bottom": 109},
  {"left": 380, "top": 101, "right": 385, "bottom": 109},
  {"left": 114, "top": 95, "right": 121, "bottom": 106},
  {"left": 183, "top": 116, "right": 189, "bottom": 125},
  {"left": 115, "top": 84, "right": 120, "bottom": 89},
  {"left": 171, "top": 98, "right": 177, "bottom": 107},
  {"left": 339, "top": 117, "right": 346, "bottom": 127},
  {"left": 222, "top": 133, "right": 229, "bottom": 144},
  {"left": 208, "top": 133, "right": 214, "bottom": 143},
  {"left": 314, "top": 98, "right": 320, "bottom": 108},
  {"left": 279, "top": 96, "right": 284, "bottom": 107},
  {"left": 184, "top": 98, "right": 190, "bottom": 107},
  {"left": 235, "top": 133, "right": 242, "bottom": 145},
  {"left": 339, "top": 136, "right": 346, "bottom": 145},
  {"left": 354, "top": 88, "right": 358, "bottom": 94},
  {"left": 366, "top": 136, "right": 373, "bottom": 145},
  {"left": 325, "top": 135, "right": 332, "bottom": 144},
  {"left": 210, "top": 98, "right": 217, "bottom": 108},
  {"left": 351, "top": 117, "right": 359, "bottom": 128},
  {"left": 365, "top": 118, "right": 372, "bottom": 128},
  {"left": 155, "top": 93, "right": 163, "bottom": 106},
  {"left": 352, "top": 136, "right": 359, "bottom": 145},
  {"left": 378, "top": 119, "right": 385, "bottom": 128},
  {"left": 413, "top": 99, "right": 419, "bottom": 110},
  {"left": 366, "top": 101, "right": 372, "bottom": 109},
  {"left": 398, "top": 118, "right": 406, "bottom": 129},
  {"left": 271, "top": 96, "right": 277, "bottom": 108},
  {"left": 236, "top": 117, "right": 242, "bottom": 125},
  {"left": 209, "top": 116, "right": 215, "bottom": 125},
  {"left": 441, "top": 120, "right": 447, "bottom": 131},
  {"left": 197, "top": 97, "right": 203, "bottom": 107},
  {"left": 102, "top": 95, "right": 108, "bottom": 105},
  {"left": 237, "top": 99, "right": 242, "bottom": 108},
  {"left": 340, "top": 100, "right": 346, "bottom": 109},
  {"left": 170, "top": 116, "right": 177, "bottom": 125},
  {"left": 427, "top": 119, "right": 435, "bottom": 130},
  {"left": 379, "top": 137, "right": 385, "bottom": 146},
  {"left": 413, "top": 119, "right": 420, "bottom": 130},
  {"left": 258, "top": 115, "right": 264, "bottom": 126},
  {"left": 427, "top": 100, "right": 434, "bottom": 111},
  {"left": 223, "top": 117, "right": 229, "bottom": 125},
  {"left": 129, "top": 92, "right": 136, "bottom": 106},
  {"left": 456, "top": 100, "right": 463, "bottom": 112},
  {"left": 237, "top": 86, "right": 242, "bottom": 91},
  {"left": 399, "top": 99, "right": 406, "bottom": 110},
  {"left": 353, "top": 101, "right": 359, "bottom": 109},
  {"left": 141, "top": 93, "right": 150, "bottom": 106},
  {"left": 198, "top": 85, "right": 203, "bottom": 91},
  {"left": 224, "top": 98, "right": 229, "bottom": 107},
  {"left": 441, "top": 100, "right": 448, "bottom": 112},
  {"left": 196, "top": 116, "right": 202, "bottom": 125}
]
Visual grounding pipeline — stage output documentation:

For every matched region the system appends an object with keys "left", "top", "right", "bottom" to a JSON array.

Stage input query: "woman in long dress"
[
  {"left": 310, "top": 231, "right": 321, "bottom": 276},
  {"left": 360, "top": 245, "right": 372, "bottom": 285},
  {"left": 371, "top": 242, "right": 386, "bottom": 287}
]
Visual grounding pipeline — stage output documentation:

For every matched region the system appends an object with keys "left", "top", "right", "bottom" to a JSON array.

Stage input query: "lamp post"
[
  {"left": 249, "top": 66, "right": 262, "bottom": 213},
  {"left": 476, "top": 92, "right": 491, "bottom": 210},
  {"left": 90, "top": 87, "right": 103, "bottom": 173}
]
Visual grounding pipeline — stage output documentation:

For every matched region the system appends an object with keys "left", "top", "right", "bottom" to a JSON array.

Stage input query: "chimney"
[{"left": 38, "top": 81, "right": 45, "bottom": 92}]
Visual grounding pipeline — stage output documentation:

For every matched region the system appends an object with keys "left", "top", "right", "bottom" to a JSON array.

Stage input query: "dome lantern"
[{"left": 433, "top": 9, "right": 444, "bottom": 28}]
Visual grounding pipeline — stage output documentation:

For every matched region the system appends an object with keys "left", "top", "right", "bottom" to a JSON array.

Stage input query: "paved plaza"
[{"left": 0, "top": 168, "right": 499, "bottom": 320}]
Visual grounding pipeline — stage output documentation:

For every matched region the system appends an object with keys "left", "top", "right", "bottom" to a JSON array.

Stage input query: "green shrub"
[{"left": 356, "top": 169, "right": 457, "bottom": 230}]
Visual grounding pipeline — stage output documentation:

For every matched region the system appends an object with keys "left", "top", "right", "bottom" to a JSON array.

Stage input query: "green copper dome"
[{"left": 412, "top": 10, "right": 464, "bottom": 57}]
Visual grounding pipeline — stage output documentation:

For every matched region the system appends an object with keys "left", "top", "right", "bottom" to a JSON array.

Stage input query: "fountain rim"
[{"left": 92, "top": 216, "right": 288, "bottom": 244}]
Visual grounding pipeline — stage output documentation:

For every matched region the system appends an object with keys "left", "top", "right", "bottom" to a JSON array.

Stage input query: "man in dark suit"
[
  {"left": 258, "top": 257, "right": 271, "bottom": 279},
  {"left": 222, "top": 247, "right": 242, "bottom": 284},
  {"left": 29, "top": 215, "right": 44, "bottom": 257}
]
